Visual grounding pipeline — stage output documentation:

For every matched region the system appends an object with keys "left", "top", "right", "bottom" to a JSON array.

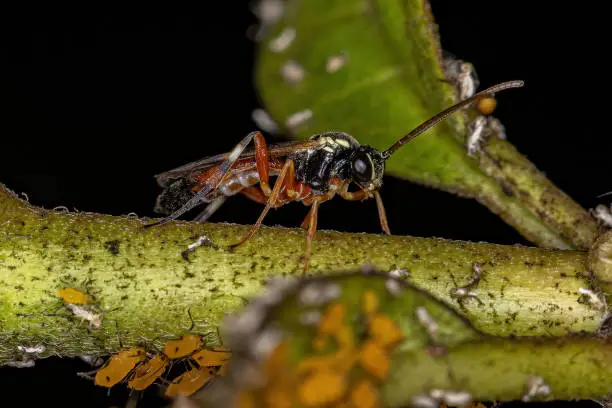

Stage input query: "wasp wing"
[
  {"left": 147, "top": 136, "right": 318, "bottom": 227},
  {"left": 154, "top": 139, "right": 318, "bottom": 188}
]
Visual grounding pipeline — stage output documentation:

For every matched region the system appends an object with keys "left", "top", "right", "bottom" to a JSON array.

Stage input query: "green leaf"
[
  {"left": 254, "top": 0, "right": 597, "bottom": 250},
  {"left": 195, "top": 270, "right": 612, "bottom": 406}
]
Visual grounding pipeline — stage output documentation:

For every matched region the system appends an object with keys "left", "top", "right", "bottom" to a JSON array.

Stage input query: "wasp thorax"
[{"left": 350, "top": 146, "right": 385, "bottom": 191}]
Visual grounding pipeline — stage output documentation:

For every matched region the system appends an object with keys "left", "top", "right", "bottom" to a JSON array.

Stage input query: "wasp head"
[{"left": 351, "top": 146, "right": 385, "bottom": 191}]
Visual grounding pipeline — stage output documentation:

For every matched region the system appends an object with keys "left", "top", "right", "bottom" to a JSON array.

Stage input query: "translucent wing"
[
  {"left": 155, "top": 139, "right": 318, "bottom": 188},
  {"left": 146, "top": 135, "right": 318, "bottom": 228}
]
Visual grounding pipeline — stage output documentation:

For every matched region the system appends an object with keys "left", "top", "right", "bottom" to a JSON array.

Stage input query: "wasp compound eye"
[{"left": 352, "top": 153, "right": 373, "bottom": 182}]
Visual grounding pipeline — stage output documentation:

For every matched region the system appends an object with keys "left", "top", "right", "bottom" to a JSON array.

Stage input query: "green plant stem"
[
  {"left": 0, "top": 183, "right": 605, "bottom": 365},
  {"left": 385, "top": 336, "right": 612, "bottom": 405},
  {"left": 193, "top": 271, "right": 612, "bottom": 407}
]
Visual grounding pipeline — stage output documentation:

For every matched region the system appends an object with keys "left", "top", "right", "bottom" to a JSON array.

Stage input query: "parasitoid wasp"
[{"left": 145, "top": 80, "right": 524, "bottom": 271}]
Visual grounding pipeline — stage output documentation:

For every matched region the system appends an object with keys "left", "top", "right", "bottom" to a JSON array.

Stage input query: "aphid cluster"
[
  {"left": 86, "top": 333, "right": 231, "bottom": 398},
  {"left": 203, "top": 269, "right": 409, "bottom": 408},
  {"left": 58, "top": 289, "right": 231, "bottom": 398},
  {"left": 236, "top": 291, "right": 404, "bottom": 407}
]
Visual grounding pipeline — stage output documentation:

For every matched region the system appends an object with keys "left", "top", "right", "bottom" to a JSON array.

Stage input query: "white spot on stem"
[
  {"left": 285, "top": 109, "right": 312, "bottom": 130},
  {"left": 66, "top": 304, "right": 104, "bottom": 329},
  {"left": 269, "top": 27, "right": 296, "bottom": 53},
  {"left": 281, "top": 60, "right": 305, "bottom": 84},
  {"left": 416, "top": 306, "right": 438, "bottom": 340},
  {"left": 251, "top": 109, "right": 279, "bottom": 134},
  {"left": 17, "top": 344, "right": 45, "bottom": 354},
  {"left": 522, "top": 375, "right": 551, "bottom": 402},
  {"left": 325, "top": 53, "right": 348, "bottom": 73},
  {"left": 593, "top": 204, "right": 612, "bottom": 228},
  {"left": 578, "top": 287, "right": 606, "bottom": 311},
  {"left": 6, "top": 359, "right": 35, "bottom": 368}
]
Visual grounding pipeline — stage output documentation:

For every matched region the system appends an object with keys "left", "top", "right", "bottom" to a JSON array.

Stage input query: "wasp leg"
[
  {"left": 338, "top": 189, "right": 368, "bottom": 201},
  {"left": 300, "top": 205, "right": 315, "bottom": 230},
  {"left": 229, "top": 159, "right": 293, "bottom": 249},
  {"left": 192, "top": 196, "right": 227, "bottom": 223},
  {"left": 303, "top": 198, "right": 321, "bottom": 273},
  {"left": 374, "top": 191, "right": 391, "bottom": 235},
  {"left": 240, "top": 186, "right": 269, "bottom": 204},
  {"left": 254, "top": 131, "right": 273, "bottom": 196},
  {"left": 282, "top": 159, "right": 296, "bottom": 200},
  {"left": 145, "top": 131, "right": 261, "bottom": 228},
  {"left": 339, "top": 189, "right": 390, "bottom": 235}
]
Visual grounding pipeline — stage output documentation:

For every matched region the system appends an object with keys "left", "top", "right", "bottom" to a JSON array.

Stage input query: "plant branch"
[
  {"left": 0, "top": 183, "right": 605, "bottom": 365},
  {"left": 193, "top": 271, "right": 612, "bottom": 407}
]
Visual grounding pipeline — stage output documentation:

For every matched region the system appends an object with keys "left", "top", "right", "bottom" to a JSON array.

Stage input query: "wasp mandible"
[{"left": 146, "top": 81, "right": 524, "bottom": 271}]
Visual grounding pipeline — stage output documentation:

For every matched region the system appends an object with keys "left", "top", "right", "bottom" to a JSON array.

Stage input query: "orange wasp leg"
[
  {"left": 254, "top": 131, "right": 273, "bottom": 196},
  {"left": 300, "top": 205, "right": 315, "bottom": 230},
  {"left": 283, "top": 159, "right": 297, "bottom": 200},
  {"left": 240, "top": 186, "right": 270, "bottom": 204},
  {"left": 303, "top": 198, "right": 321, "bottom": 273},
  {"left": 338, "top": 189, "right": 391, "bottom": 235},
  {"left": 229, "top": 159, "right": 293, "bottom": 249},
  {"left": 338, "top": 189, "right": 368, "bottom": 201},
  {"left": 374, "top": 191, "right": 391, "bottom": 235}
]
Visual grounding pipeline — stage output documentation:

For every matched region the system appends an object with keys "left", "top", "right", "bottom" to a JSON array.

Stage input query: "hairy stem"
[
  {"left": 195, "top": 271, "right": 612, "bottom": 407},
  {"left": 0, "top": 183, "right": 605, "bottom": 365}
]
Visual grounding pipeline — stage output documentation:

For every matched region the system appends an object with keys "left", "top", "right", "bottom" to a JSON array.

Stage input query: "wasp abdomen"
[
  {"left": 154, "top": 179, "right": 198, "bottom": 215},
  {"left": 217, "top": 170, "right": 261, "bottom": 197}
]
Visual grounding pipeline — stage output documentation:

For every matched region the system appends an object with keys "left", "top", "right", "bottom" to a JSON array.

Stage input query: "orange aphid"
[
  {"left": 318, "top": 303, "right": 346, "bottom": 335},
  {"left": 192, "top": 347, "right": 231, "bottom": 367},
  {"left": 217, "top": 361, "right": 229, "bottom": 376},
  {"left": 351, "top": 379, "right": 379, "bottom": 408},
  {"left": 362, "top": 290, "right": 379, "bottom": 316},
  {"left": 127, "top": 353, "right": 169, "bottom": 391},
  {"left": 368, "top": 314, "right": 404, "bottom": 348},
  {"left": 297, "top": 347, "right": 357, "bottom": 376},
  {"left": 476, "top": 96, "right": 497, "bottom": 115},
  {"left": 94, "top": 347, "right": 147, "bottom": 388},
  {"left": 358, "top": 341, "right": 389, "bottom": 381},
  {"left": 297, "top": 369, "right": 347, "bottom": 407},
  {"left": 265, "top": 341, "right": 287, "bottom": 376},
  {"left": 165, "top": 367, "right": 212, "bottom": 397},
  {"left": 264, "top": 388, "right": 293, "bottom": 408},
  {"left": 57, "top": 287, "right": 89, "bottom": 305},
  {"left": 335, "top": 325, "right": 355, "bottom": 349},
  {"left": 163, "top": 334, "right": 202, "bottom": 359},
  {"left": 314, "top": 303, "right": 346, "bottom": 351}
]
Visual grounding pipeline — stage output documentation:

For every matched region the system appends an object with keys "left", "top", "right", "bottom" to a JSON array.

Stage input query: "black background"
[{"left": 0, "top": 1, "right": 607, "bottom": 407}]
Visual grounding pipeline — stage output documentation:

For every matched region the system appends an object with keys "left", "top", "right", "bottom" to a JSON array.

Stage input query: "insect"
[
  {"left": 191, "top": 347, "right": 231, "bottom": 370},
  {"left": 165, "top": 367, "right": 213, "bottom": 398},
  {"left": 163, "top": 334, "right": 203, "bottom": 359},
  {"left": 146, "top": 81, "right": 523, "bottom": 271},
  {"left": 57, "top": 287, "right": 90, "bottom": 305},
  {"left": 127, "top": 353, "right": 170, "bottom": 391},
  {"left": 94, "top": 347, "right": 147, "bottom": 388}
]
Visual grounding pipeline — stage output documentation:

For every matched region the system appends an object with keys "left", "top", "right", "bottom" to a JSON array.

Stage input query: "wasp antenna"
[
  {"left": 382, "top": 80, "right": 524, "bottom": 159},
  {"left": 597, "top": 191, "right": 612, "bottom": 198}
]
